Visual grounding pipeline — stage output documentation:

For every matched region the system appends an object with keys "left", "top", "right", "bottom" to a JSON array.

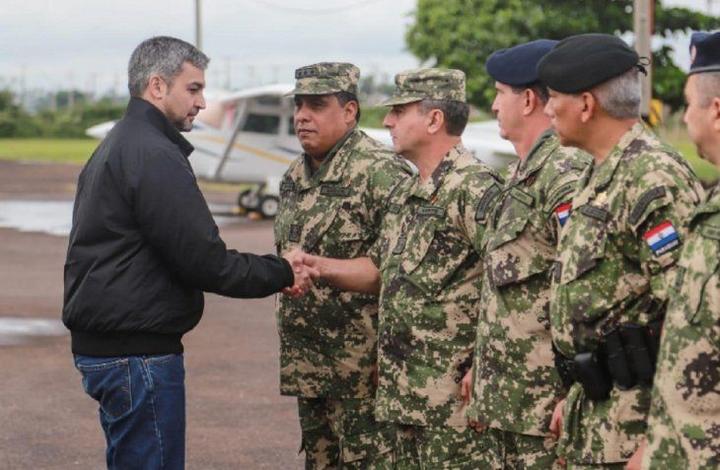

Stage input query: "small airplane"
[{"left": 86, "top": 84, "right": 517, "bottom": 218}]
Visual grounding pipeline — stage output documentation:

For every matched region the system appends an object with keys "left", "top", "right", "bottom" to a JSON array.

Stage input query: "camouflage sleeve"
[
  {"left": 365, "top": 157, "right": 413, "bottom": 267},
  {"left": 626, "top": 156, "right": 703, "bottom": 302},
  {"left": 460, "top": 170, "right": 503, "bottom": 254}
]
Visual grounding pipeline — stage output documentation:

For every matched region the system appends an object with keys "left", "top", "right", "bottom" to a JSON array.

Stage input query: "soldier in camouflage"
[
  {"left": 640, "top": 31, "right": 720, "bottom": 470},
  {"left": 273, "top": 62, "right": 410, "bottom": 469},
  {"left": 374, "top": 68, "right": 503, "bottom": 468},
  {"left": 463, "top": 40, "right": 593, "bottom": 469},
  {"left": 537, "top": 34, "right": 704, "bottom": 468}
]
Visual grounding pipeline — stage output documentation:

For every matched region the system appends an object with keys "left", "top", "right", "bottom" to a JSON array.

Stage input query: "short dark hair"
[
  {"left": 335, "top": 91, "right": 361, "bottom": 123},
  {"left": 419, "top": 99, "right": 469, "bottom": 136},
  {"left": 128, "top": 36, "right": 209, "bottom": 97},
  {"left": 510, "top": 82, "right": 549, "bottom": 104}
]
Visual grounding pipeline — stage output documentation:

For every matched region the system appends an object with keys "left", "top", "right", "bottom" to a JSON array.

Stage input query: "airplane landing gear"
[{"left": 237, "top": 185, "right": 279, "bottom": 218}]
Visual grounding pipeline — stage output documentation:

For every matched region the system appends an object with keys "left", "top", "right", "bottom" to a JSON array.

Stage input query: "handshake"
[{"left": 281, "top": 248, "right": 320, "bottom": 297}]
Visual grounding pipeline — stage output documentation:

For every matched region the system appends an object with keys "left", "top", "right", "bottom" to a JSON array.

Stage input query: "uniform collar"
[
  {"left": 298, "top": 127, "right": 359, "bottom": 188},
  {"left": 125, "top": 97, "right": 194, "bottom": 158},
  {"left": 512, "top": 129, "right": 556, "bottom": 181},
  {"left": 693, "top": 183, "right": 720, "bottom": 221},
  {"left": 412, "top": 142, "right": 465, "bottom": 201},
  {"left": 591, "top": 121, "right": 646, "bottom": 191}
]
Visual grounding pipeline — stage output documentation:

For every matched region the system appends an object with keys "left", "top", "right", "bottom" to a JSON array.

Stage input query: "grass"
[{"left": 0, "top": 138, "right": 97, "bottom": 164}]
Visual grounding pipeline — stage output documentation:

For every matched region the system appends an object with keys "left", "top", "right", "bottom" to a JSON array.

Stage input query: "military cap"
[
  {"left": 286, "top": 62, "right": 359, "bottom": 96},
  {"left": 382, "top": 68, "right": 466, "bottom": 106},
  {"left": 486, "top": 39, "right": 558, "bottom": 86},
  {"left": 537, "top": 34, "right": 642, "bottom": 94},
  {"left": 689, "top": 31, "right": 720, "bottom": 75}
]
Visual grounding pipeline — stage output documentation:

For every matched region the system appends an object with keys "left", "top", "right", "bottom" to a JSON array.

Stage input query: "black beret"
[
  {"left": 537, "top": 34, "right": 640, "bottom": 93},
  {"left": 485, "top": 39, "right": 558, "bottom": 86},
  {"left": 689, "top": 31, "right": 720, "bottom": 75}
]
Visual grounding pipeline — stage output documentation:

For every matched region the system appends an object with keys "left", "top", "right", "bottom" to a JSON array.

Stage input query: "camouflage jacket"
[
  {"left": 467, "top": 131, "right": 592, "bottom": 436},
  {"left": 274, "top": 128, "right": 410, "bottom": 398},
  {"left": 551, "top": 122, "right": 704, "bottom": 464},
  {"left": 644, "top": 185, "right": 720, "bottom": 470},
  {"left": 373, "top": 143, "right": 503, "bottom": 428}
]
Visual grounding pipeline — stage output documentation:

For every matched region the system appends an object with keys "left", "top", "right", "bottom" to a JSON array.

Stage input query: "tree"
[{"left": 406, "top": 0, "right": 720, "bottom": 111}]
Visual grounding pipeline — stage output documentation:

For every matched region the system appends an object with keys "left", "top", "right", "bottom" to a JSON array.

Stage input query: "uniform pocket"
[
  {"left": 74, "top": 356, "right": 132, "bottom": 419},
  {"left": 341, "top": 425, "right": 395, "bottom": 464}
]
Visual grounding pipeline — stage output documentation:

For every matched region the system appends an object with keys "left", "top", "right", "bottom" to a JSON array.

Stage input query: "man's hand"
[
  {"left": 625, "top": 438, "right": 646, "bottom": 470},
  {"left": 282, "top": 249, "right": 319, "bottom": 297},
  {"left": 549, "top": 398, "right": 565, "bottom": 440}
]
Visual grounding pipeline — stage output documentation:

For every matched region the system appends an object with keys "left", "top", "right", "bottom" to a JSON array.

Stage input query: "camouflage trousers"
[
  {"left": 491, "top": 430, "right": 561, "bottom": 469},
  {"left": 394, "top": 424, "right": 496, "bottom": 469},
  {"left": 297, "top": 396, "right": 395, "bottom": 469}
]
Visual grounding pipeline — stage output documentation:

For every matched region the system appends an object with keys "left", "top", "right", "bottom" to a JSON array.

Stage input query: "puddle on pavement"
[
  {"left": 0, "top": 317, "right": 68, "bottom": 346},
  {"left": 0, "top": 200, "right": 245, "bottom": 237}
]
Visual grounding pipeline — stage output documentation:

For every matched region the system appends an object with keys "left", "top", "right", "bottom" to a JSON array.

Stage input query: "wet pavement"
[{"left": 0, "top": 160, "right": 303, "bottom": 469}]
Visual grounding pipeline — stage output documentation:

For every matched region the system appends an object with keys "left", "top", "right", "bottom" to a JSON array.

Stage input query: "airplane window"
[
  {"left": 288, "top": 117, "right": 295, "bottom": 135},
  {"left": 242, "top": 113, "right": 280, "bottom": 134}
]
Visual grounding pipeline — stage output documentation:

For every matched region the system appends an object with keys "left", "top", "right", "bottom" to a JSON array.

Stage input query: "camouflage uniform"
[
  {"left": 467, "top": 131, "right": 592, "bottom": 469},
  {"left": 274, "top": 62, "right": 409, "bottom": 469},
  {"left": 643, "top": 185, "right": 720, "bottom": 470},
  {"left": 374, "top": 68, "right": 504, "bottom": 469},
  {"left": 550, "top": 122, "right": 704, "bottom": 466}
]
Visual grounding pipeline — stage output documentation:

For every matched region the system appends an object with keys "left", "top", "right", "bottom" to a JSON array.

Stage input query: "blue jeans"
[{"left": 74, "top": 354, "right": 186, "bottom": 470}]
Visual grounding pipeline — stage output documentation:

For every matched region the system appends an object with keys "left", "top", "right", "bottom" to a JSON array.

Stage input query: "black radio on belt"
[{"left": 553, "top": 319, "right": 663, "bottom": 401}]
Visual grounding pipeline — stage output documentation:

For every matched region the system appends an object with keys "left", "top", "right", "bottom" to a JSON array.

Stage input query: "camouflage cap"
[
  {"left": 286, "top": 62, "right": 359, "bottom": 96},
  {"left": 382, "top": 68, "right": 466, "bottom": 106}
]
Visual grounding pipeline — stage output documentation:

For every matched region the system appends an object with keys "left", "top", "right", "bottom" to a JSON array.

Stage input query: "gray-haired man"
[{"left": 63, "top": 36, "right": 313, "bottom": 469}]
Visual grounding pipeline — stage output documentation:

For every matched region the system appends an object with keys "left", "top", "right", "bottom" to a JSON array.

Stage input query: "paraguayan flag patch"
[
  {"left": 555, "top": 202, "right": 572, "bottom": 227},
  {"left": 643, "top": 220, "right": 680, "bottom": 255}
]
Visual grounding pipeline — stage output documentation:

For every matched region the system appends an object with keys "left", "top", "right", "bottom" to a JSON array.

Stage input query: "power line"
[{"left": 247, "top": 0, "right": 385, "bottom": 15}]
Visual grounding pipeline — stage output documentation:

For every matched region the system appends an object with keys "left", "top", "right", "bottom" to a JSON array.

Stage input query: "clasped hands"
[{"left": 282, "top": 248, "right": 320, "bottom": 297}]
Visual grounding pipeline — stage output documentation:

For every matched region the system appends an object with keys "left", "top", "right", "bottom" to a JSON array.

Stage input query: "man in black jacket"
[{"left": 63, "top": 36, "right": 312, "bottom": 470}]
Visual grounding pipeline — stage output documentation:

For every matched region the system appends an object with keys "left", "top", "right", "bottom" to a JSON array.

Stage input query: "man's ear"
[
  {"left": 711, "top": 96, "right": 720, "bottom": 132},
  {"left": 523, "top": 88, "right": 537, "bottom": 116},
  {"left": 427, "top": 109, "right": 445, "bottom": 135},
  {"left": 579, "top": 91, "right": 596, "bottom": 123},
  {"left": 146, "top": 74, "right": 167, "bottom": 100},
  {"left": 343, "top": 100, "right": 359, "bottom": 125}
]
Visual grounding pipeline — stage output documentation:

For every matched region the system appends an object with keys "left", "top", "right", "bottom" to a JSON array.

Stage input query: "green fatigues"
[
  {"left": 373, "top": 143, "right": 503, "bottom": 468},
  {"left": 643, "top": 185, "right": 720, "bottom": 470},
  {"left": 468, "top": 131, "right": 592, "bottom": 469},
  {"left": 550, "top": 123, "right": 704, "bottom": 466},
  {"left": 275, "top": 128, "right": 409, "bottom": 469}
]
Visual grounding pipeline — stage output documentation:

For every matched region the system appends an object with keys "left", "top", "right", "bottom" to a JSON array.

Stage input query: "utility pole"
[
  {"left": 634, "top": 0, "right": 653, "bottom": 119},
  {"left": 195, "top": 0, "right": 203, "bottom": 50}
]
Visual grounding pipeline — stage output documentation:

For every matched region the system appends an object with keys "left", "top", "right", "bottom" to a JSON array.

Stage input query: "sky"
[{"left": 0, "top": 0, "right": 714, "bottom": 96}]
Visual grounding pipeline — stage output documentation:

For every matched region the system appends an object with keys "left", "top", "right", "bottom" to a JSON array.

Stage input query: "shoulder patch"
[
  {"left": 643, "top": 220, "right": 680, "bottom": 256},
  {"left": 475, "top": 184, "right": 502, "bottom": 222},
  {"left": 629, "top": 186, "right": 667, "bottom": 225},
  {"left": 555, "top": 202, "right": 572, "bottom": 227}
]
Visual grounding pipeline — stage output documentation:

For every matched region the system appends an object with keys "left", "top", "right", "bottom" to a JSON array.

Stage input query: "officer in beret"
[
  {"left": 538, "top": 34, "right": 704, "bottom": 468},
  {"left": 462, "top": 39, "right": 592, "bottom": 469},
  {"left": 274, "top": 62, "right": 411, "bottom": 469},
  {"left": 640, "top": 31, "right": 720, "bottom": 470}
]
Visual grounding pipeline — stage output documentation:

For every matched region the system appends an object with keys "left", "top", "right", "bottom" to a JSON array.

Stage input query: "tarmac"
[{"left": 0, "top": 160, "right": 304, "bottom": 469}]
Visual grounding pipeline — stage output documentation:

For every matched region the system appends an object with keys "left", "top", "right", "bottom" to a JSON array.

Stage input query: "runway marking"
[
  {"left": 0, "top": 200, "right": 249, "bottom": 237},
  {"left": 0, "top": 317, "right": 67, "bottom": 346}
]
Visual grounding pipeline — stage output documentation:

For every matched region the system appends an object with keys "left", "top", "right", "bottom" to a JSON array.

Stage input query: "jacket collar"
[
  {"left": 125, "top": 97, "right": 195, "bottom": 158},
  {"left": 298, "top": 127, "right": 359, "bottom": 188}
]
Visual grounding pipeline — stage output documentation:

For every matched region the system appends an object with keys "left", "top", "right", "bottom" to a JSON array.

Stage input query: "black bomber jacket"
[{"left": 63, "top": 98, "right": 293, "bottom": 356}]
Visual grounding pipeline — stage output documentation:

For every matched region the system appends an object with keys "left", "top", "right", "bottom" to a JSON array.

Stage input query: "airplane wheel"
[
  {"left": 259, "top": 195, "right": 280, "bottom": 218},
  {"left": 238, "top": 190, "right": 260, "bottom": 210}
]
